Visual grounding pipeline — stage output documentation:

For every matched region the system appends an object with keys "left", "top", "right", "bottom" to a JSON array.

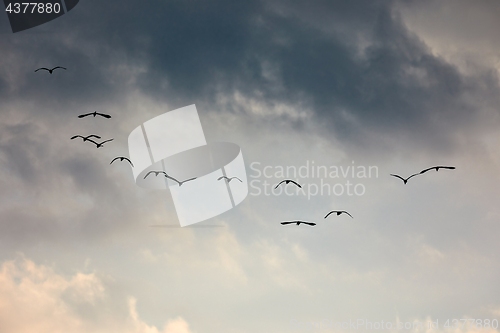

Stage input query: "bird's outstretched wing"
[
  {"left": 85, "top": 135, "right": 101, "bottom": 140},
  {"left": 420, "top": 166, "right": 455, "bottom": 174},
  {"left": 232, "top": 177, "right": 243, "bottom": 182},
  {"left": 302, "top": 222, "right": 316, "bottom": 226},
  {"left": 274, "top": 180, "right": 286, "bottom": 189},
  {"left": 390, "top": 174, "right": 406, "bottom": 182},
  {"left": 100, "top": 139, "right": 114, "bottom": 145},
  {"left": 85, "top": 139, "right": 99, "bottom": 146},
  {"left": 341, "top": 211, "right": 353, "bottom": 218},
  {"left": 324, "top": 211, "right": 335, "bottom": 219},
  {"left": 218, "top": 176, "right": 228, "bottom": 181},
  {"left": 35, "top": 68, "right": 50, "bottom": 72},
  {"left": 78, "top": 113, "right": 92, "bottom": 118},
  {"left": 96, "top": 112, "right": 112, "bottom": 119},
  {"left": 179, "top": 177, "right": 197, "bottom": 185},
  {"left": 52, "top": 66, "right": 66, "bottom": 71},
  {"left": 288, "top": 180, "right": 302, "bottom": 188},
  {"left": 70, "top": 135, "right": 83, "bottom": 140},
  {"left": 419, "top": 167, "right": 434, "bottom": 174},
  {"left": 281, "top": 221, "right": 294, "bottom": 225}
]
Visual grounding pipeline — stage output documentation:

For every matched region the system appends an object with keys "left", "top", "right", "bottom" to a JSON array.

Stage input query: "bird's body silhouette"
[
  {"left": 144, "top": 170, "right": 168, "bottom": 179},
  {"left": 419, "top": 166, "right": 456, "bottom": 174},
  {"left": 35, "top": 66, "right": 66, "bottom": 74},
  {"left": 110, "top": 157, "right": 133, "bottom": 166},
  {"left": 78, "top": 111, "right": 112, "bottom": 119},
  {"left": 70, "top": 134, "right": 101, "bottom": 142},
  {"left": 166, "top": 175, "right": 197, "bottom": 186},
  {"left": 324, "top": 210, "right": 353, "bottom": 219},
  {"left": 274, "top": 179, "right": 302, "bottom": 189},
  {"left": 390, "top": 173, "right": 419, "bottom": 184},
  {"left": 218, "top": 176, "right": 242, "bottom": 183},
  {"left": 86, "top": 138, "right": 113, "bottom": 148},
  {"left": 281, "top": 221, "right": 316, "bottom": 227}
]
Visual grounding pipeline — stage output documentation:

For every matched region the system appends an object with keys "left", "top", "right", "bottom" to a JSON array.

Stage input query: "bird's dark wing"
[
  {"left": 302, "top": 222, "right": 316, "bottom": 226},
  {"left": 324, "top": 211, "right": 335, "bottom": 219},
  {"left": 419, "top": 167, "right": 435, "bottom": 174},
  {"left": 233, "top": 177, "right": 243, "bottom": 182},
  {"left": 78, "top": 113, "right": 92, "bottom": 118},
  {"left": 85, "top": 139, "right": 99, "bottom": 145},
  {"left": 342, "top": 211, "right": 353, "bottom": 218},
  {"left": 123, "top": 158, "right": 133, "bottom": 166},
  {"left": 96, "top": 112, "right": 112, "bottom": 119},
  {"left": 85, "top": 135, "right": 101, "bottom": 140},
  {"left": 218, "top": 176, "right": 228, "bottom": 181},
  {"left": 390, "top": 174, "right": 407, "bottom": 182},
  {"left": 52, "top": 66, "right": 66, "bottom": 70},
  {"left": 289, "top": 180, "right": 302, "bottom": 188},
  {"left": 110, "top": 157, "right": 120, "bottom": 164},
  {"left": 35, "top": 68, "right": 50, "bottom": 72},
  {"left": 406, "top": 173, "right": 420, "bottom": 181},
  {"left": 165, "top": 175, "right": 180, "bottom": 184},
  {"left": 70, "top": 135, "right": 83, "bottom": 140},
  {"left": 274, "top": 180, "right": 286, "bottom": 189},
  {"left": 181, "top": 177, "right": 197, "bottom": 183},
  {"left": 281, "top": 221, "right": 295, "bottom": 225},
  {"left": 436, "top": 166, "right": 455, "bottom": 170},
  {"left": 100, "top": 139, "right": 114, "bottom": 144}
]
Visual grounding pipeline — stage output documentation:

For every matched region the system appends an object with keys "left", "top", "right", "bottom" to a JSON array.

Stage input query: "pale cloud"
[{"left": 0, "top": 256, "right": 193, "bottom": 333}]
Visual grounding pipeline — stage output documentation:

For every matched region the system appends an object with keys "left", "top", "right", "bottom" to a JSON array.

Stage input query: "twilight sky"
[{"left": 1, "top": 1, "right": 500, "bottom": 332}]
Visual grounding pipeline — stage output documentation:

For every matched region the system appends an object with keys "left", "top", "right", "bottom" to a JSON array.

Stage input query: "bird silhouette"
[
  {"left": 274, "top": 179, "right": 302, "bottom": 189},
  {"left": 390, "top": 173, "right": 419, "bottom": 184},
  {"left": 218, "top": 176, "right": 243, "bottom": 183},
  {"left": 419, "top": 166, "right": 456, "bottom": 174},
  {"left": 35, "top": 66, "right": 66, "bottom": 74},
  {"left": 77, "top": 111, "right": 111, "bottom": 119},
  {"left": 324, "top": 210, "right": 353, "bottom": 219},
  {"left": 166, "top": 175, "right": 197, "bottom": 186},
  {"left": 281, "top": 221, "right": 316, "bottom": 227},
  {"left": 86, "top": 138, "right": 113, "bottom": 148},
  {"left": 70, "top": 134, "right": 101, "bottom": 142},
  {"left": 144, "top": 170, "right": 168, "bottom": 179},
  {"left": 110, "top": 157, "right": 133, "bottom": 167}
]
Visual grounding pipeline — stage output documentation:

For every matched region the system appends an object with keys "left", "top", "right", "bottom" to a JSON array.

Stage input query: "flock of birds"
[
  {"left": 276, "top": 165, "right": 455, "bottom": 227},
  {"left": 34, "top": 67, "right": 133, "bottom": 165},
  {"left": 69, "top": 111, "right": 131, "bottom": 160},
  {"left": 37, "top": 65, "right": 455, "bottom": 228}
]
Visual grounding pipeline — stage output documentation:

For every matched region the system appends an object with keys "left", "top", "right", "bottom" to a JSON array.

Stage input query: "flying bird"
[
  {"left": 281, "top": 221, "right": 316, "bottom": 227},
  {"left": 390, "top": 173, "right": 420, "bottom": 184},
  {"left": 419, "top": 166, "right": 456, "bottom": 174},
  {"left": 110, "top": 157, "right": 133, "bottom": 166},
  {"left": 166, "top": 175, "right": 197, "bottom": 186},
  {"left": 86, "top": 138, "right": 113, "bottom": 148},
  {"left": 144, "top": 170, "right": 168, "bottom": 179},
  {"left": 274, "top": 179, "right": 302, "bottom": 189},
  {"left": 324, "top": 210, "right": 353, "bottom": 219},
  {"left": 77, "top": 111, "right": 112, "bottom": 119},
  {"left": 218, "top": 176, "right": 243, "bottom": 183},
  {"left": 35, "top": 66, "right": 66, "bottom": 74},
  {"left": 70, "top": 134, "right": 101, "bottom": 142}
]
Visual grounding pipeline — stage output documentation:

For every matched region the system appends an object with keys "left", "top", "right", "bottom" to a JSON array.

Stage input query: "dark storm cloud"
[{"left": 1, "top": 0, "right": 499, "bottom": 148}]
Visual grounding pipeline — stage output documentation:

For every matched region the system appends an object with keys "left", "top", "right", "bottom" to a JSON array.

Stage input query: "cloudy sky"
[{"left": 1, "top": 0, "right": 500, "bottom": 332}]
